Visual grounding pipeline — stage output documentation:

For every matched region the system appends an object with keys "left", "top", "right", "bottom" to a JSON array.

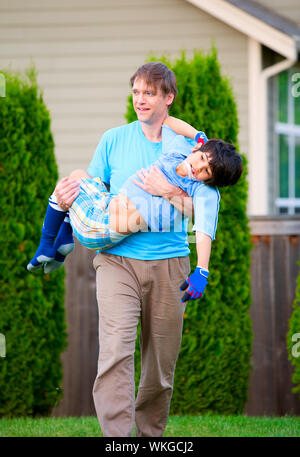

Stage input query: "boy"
[{"left": 27, "top": 117, "right": 242, "bottom": 302}]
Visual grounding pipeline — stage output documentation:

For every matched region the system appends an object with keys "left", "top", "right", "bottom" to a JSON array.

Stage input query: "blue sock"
[
  {"left": 44, "top": 216, "right": 75, "bottom": 274},
  {"left": 27, "top": 194, "right": 66, "bottom": 272}
]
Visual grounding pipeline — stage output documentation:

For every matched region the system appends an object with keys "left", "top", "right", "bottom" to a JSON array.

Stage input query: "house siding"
[{"left": 0, "top": 0, "right": 248, "bottom": 177}]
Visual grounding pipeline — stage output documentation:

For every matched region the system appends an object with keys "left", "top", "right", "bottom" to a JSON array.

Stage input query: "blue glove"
[
  {"left": 180, "top": 267, "right": 209, "bottom": 303},
  {"left": 195, "top": 131, "right": 208, "bottom": 146}
]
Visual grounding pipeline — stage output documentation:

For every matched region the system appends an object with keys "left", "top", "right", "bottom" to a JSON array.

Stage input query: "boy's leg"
[
  {"left": 46, "top": 168, "right": 89, "bottom": 266},
  {"left": 68, "top": 178, "right": 129, "bottom": 250},
  {"left": 109, "top": 194, "right": 148, "bottom": 235},
  {"left": 43, "top": 214, "right": 74, "bottom": 273},
  {"left": 27, "top": 193, "right": 67, "bottom": 271},
  {"left": 28, "top": 170, "right": 87, "bottom": 273}
]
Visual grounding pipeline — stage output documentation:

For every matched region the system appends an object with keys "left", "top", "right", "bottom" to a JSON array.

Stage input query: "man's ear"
[{"left": 166, "top": 92, "right": 175, "bottom": 107}]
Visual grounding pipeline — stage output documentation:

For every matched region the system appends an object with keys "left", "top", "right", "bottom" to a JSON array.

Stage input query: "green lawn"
[{"left": 0, "top": 415, "right": 299, "bottom": 437}]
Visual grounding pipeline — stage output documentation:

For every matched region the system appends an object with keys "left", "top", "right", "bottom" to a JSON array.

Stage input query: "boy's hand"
[
  {"left": 195, "top": 131, "right": 208, "bottom": 145},
  {"left": 192, "top": 131, "right": 208, "bottom": 152},
  {"left": 180, "top": 267, "right": 209, "bottom": 303}
]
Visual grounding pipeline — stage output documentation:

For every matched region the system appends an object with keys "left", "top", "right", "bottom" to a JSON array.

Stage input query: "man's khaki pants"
[{"left": 92, "top": 252, "right": 190, "bottom": 437}]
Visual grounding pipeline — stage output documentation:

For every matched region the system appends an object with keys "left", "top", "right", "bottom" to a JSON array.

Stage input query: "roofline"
[
  {"left": 185, "top": 0, "right": 298, "bottom": 60},
  {"left": 227, "top": 0, "right": 300, "bottom": 38}
]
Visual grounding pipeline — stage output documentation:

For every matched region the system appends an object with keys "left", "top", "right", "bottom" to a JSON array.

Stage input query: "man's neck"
[{"left": 140, "top": 120, "right": 165, "bottom": 142}]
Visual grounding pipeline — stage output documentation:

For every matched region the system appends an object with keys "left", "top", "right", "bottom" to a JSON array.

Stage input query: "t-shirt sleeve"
[
  {"left": 192, "top": 185, "right": 220, "bottom": 241},
  {"left": 87, "top": 131, "right": 111, "bottom": 184}
]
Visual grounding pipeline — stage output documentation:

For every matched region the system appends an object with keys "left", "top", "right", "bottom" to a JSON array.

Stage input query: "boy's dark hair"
[
  {"left": 199, "top": 139, "right": 243, "bottom": 187},
  {"left": 130, "top": 62, "right": 178, "bottom": 101}
]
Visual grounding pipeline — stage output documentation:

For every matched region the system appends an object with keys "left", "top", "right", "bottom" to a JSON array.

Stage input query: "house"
[
  {"left": 1, "top": 0, "right": 300, "bottom": 216},
  {"left": 1, "top": 0, "right": 300, "bottom": 416},
  {"left": 189, "top": 0, "right": 300, "bottom": 216}
]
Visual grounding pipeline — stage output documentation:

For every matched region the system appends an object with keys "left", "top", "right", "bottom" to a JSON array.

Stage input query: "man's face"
[
  {"left": 186, "top": 148, "right": 213, "bottom": 182},
  {"left": 132, "top": 78, "right": 174, "bottom": 126}
]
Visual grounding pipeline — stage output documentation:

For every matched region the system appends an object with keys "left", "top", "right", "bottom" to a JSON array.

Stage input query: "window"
[{"left": 275, "top": 69, "right": 300, "bottom": 214}]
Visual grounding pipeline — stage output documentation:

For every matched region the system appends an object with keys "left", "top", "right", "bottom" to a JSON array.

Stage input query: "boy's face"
[
  {"left": 185, "top": 148, "right": 213, "bottom": 182},
  {"left": 132, "top": 78, "right": 174, "bottom": 126}
]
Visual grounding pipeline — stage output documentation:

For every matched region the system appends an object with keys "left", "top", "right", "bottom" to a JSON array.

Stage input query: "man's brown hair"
[{"left": 130, "top": 62, "right": 178, "bottom": 100}]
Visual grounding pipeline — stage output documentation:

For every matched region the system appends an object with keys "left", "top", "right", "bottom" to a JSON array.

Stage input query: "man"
[{"left": 55, "top": 62, "right": 219, "bottom": 437}]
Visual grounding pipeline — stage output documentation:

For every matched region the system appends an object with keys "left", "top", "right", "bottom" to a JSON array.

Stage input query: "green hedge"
[
  {"left": 126, "top": 49, "right": 252, "bottom": 414},
  {"left": 0, "top": 68, "right": 67, "bottom": 416},
  {"left": 287, "top": 262, "right": 300, "bottom": 398}
]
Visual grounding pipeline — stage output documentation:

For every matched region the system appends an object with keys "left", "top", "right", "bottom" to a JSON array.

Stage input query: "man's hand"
[
  {"left": 133, "top": 165, "right": 184, "bottom": 198},
  {"left": 55, "top": 177, "right": 80, "bottom": 211},
  {"left": 133, "top": 165, "right": 193, "bottom": 217},
  {"left": 180, "top": 267, "right": 209, "bottom": 303}
]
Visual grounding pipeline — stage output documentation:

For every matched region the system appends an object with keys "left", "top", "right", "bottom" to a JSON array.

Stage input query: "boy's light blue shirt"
[
  {"left": 87, "top": 121, "right": 219, "bottom": 260},
  {"left": 121, "top": 125, "right": 220, "bottom": 237}
]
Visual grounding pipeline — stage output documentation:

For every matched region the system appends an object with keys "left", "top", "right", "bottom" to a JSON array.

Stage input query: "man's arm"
[
  {"left": 56, "top": 132, "right": 112, "bottom": 210},
  {"left": 167, "top": 193, "right": 194, "bottom": 218},
  {"left": 133, "top": 165, "right": 194, "bottom": 217}
]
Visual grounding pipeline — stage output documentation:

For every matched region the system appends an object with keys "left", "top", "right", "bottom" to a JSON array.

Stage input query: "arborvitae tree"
[
  {"left": 287, "top": 262, "right": 300, "bottom": 398},
  {"left": 0, "top": 68, "right": 67, "bottom": 416},
  {"left": 126, "top": 49, "right": 252, "bottom": 414}
]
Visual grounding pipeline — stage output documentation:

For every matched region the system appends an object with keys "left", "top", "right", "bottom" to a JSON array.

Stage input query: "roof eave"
[{"left": 185, "top": 0, "right": 298, "bottom": 61}]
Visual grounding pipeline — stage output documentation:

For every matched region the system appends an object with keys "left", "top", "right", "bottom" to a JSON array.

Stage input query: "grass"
[{"left": 0, "top": 415, "right": 299, "bottom": 437}]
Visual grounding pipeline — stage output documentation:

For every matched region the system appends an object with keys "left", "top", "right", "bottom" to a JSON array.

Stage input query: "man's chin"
[
  {"left": 136, "top": 113, "right": 150, "bottom": 122},
  {"left": 137, "top": 115, "right": 152, "bottom": 125}
]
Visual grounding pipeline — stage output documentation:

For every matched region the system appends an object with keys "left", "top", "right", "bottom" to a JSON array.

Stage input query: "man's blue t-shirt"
[
  {"left": 87, "top": 121, "right": 218, "bottom": 260},
  {"left": 88, "top": 121, "right": 190, "bottom": 259}
]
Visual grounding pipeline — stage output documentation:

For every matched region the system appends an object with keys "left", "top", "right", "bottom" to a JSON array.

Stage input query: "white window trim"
[
  {"left": 275, "top": 123, "right": 300, "bottom": 136},
  {"left": 276, "top": 69, "right": 300, "bottom": 214},
  {"left": 275, "top": 198, "right": 300, "bottom": 208},
  {"left": 248, "top": 38, "right": 295, "bottom": 215}
]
